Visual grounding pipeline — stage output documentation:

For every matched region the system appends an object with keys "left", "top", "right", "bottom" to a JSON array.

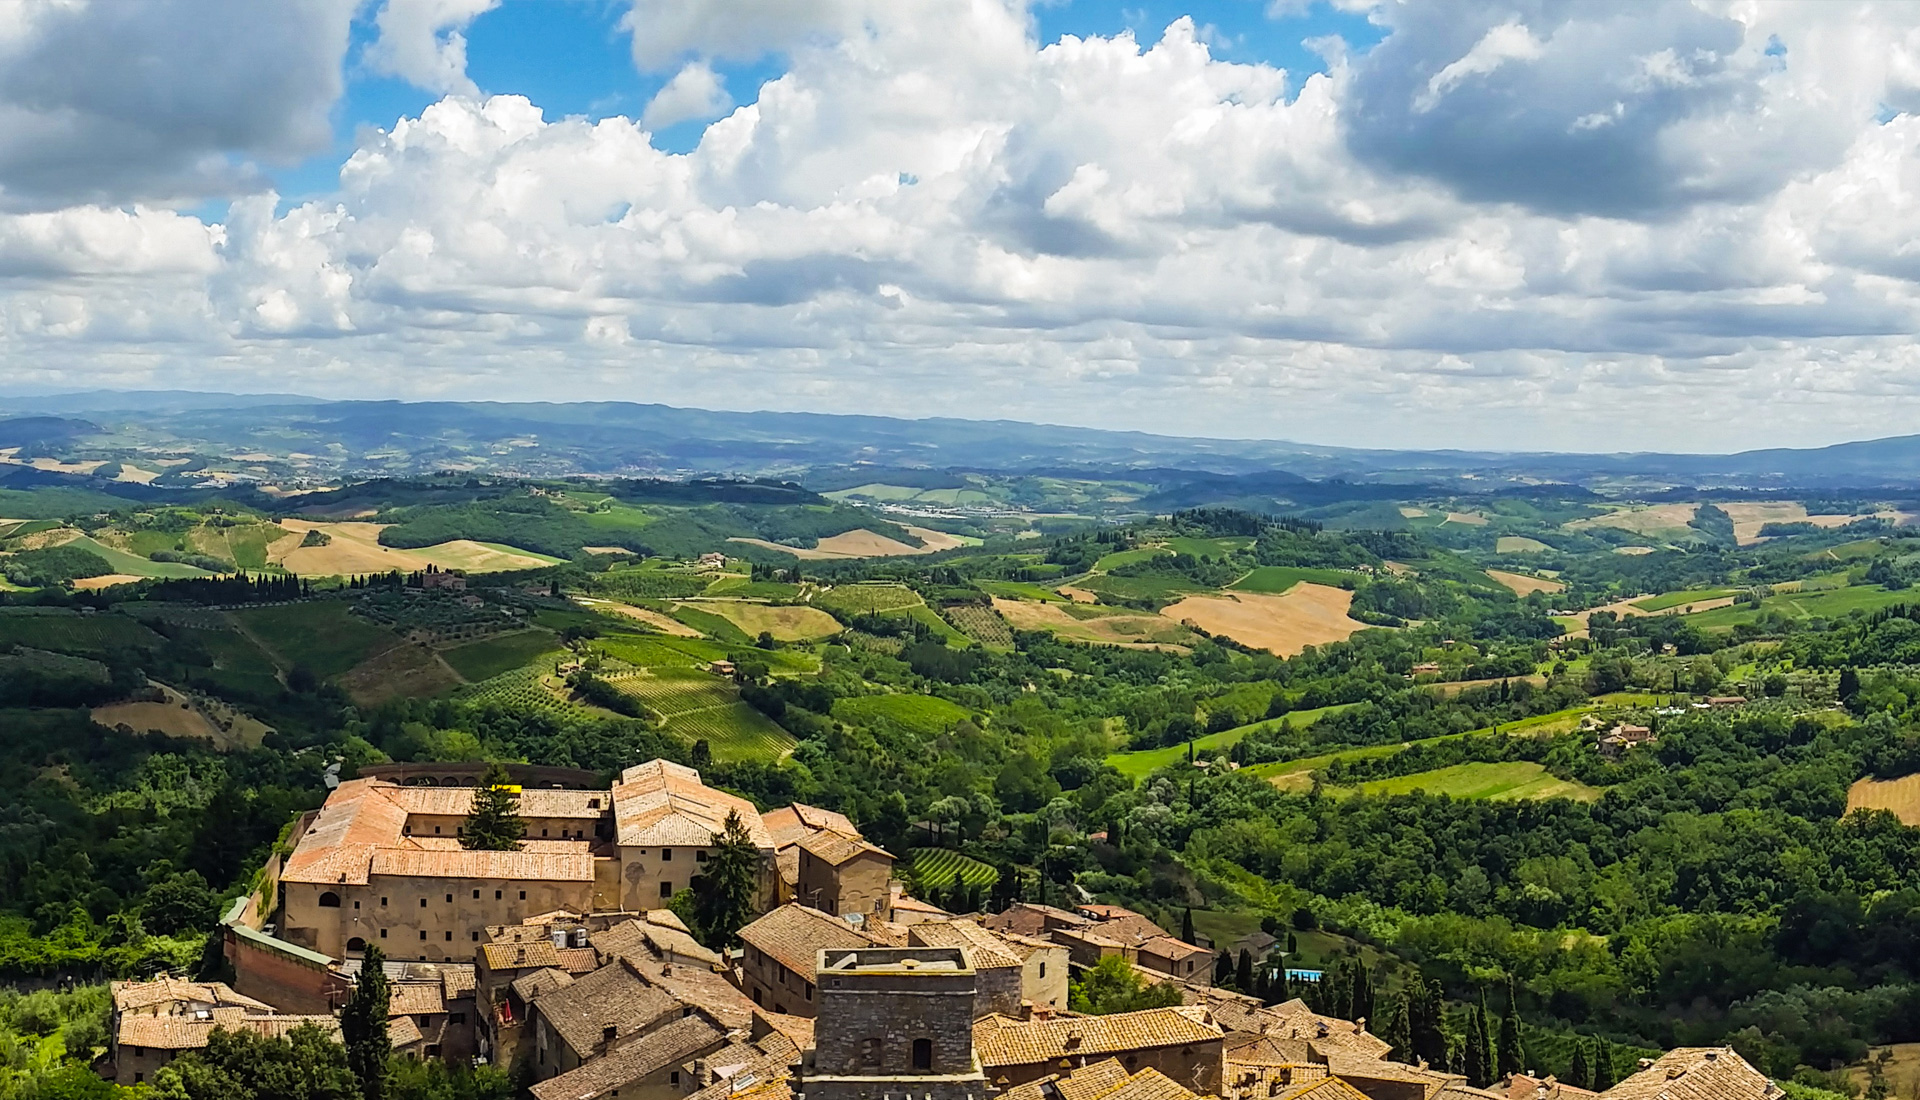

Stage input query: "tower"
[{"left": 801, "top": 947, "right": 986, "bottom": 1100}]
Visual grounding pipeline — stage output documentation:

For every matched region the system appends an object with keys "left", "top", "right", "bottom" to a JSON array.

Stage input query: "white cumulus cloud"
[
  {"left": 364, "top": 0, "right": 502, "bottom": 96},
  {"left": 641, "top": 61, "right": 733, "bottom": 129}
]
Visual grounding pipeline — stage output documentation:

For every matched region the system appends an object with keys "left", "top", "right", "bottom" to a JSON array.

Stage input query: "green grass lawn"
[
  {"left": 1229, "top": 566, "right": 1355, "bottom": 594},
  {"left": 1631, "top": 588, "right": 1736, "bottom": 612},
  {"left": 1076, "top": 572, "right": 1210, "bottom": 602},
  {"left": 1336, "top": 761, "right": 1603, "bottom": 802},
  {"left": 440, "top": 629, "right": 563, "bottom": 681},
  {"left": 1164, "top": 536, "right": 1254, "bottom": 558},
  {"left": 835, "top": 694, "right": 972, "bottom": 736},
  {"left": 976, "top": 580, "right": 1068, "bottom": 602},
  {"left": 1105, "top": 703, "right": 1355, "bottom": 782},
  {"left": 597, "top": 632, "right": 820, "bottom": 674},
  {"left": 232, "top": 602, "right": 398, "bottom": 678}
]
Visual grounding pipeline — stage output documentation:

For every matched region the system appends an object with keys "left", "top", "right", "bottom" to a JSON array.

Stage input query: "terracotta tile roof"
[
  {"left": 624, "top": 954, "right": 757, "bottom": 1032},
  {"left": 1138, "top": 936, "right": 1210, "bottom": 961},
  {"left": 738, "top": 905, "right": 877, "bottom": 983},
  {"left": 1324, "top": 1054, "right": 1443, "bottom": 1085},
  {"left": 1442, "top": 1086, "right": 1512, "bottom": 1100},
  {"left": 388, "top": 982, "right": 447, "bottom": 1016},
  {"left": 1100, "top": 1067, "right": 1201, "bottom": 1100},
  {"left": 282, "top": 778, "right": 410, "bottom": 885},
  {"left": 612, "top": 760, "right": 773, "bottom": 849},
  {"left": 686, "top": 1061, "right": 795, "bottom": 1100},
  {"left": 753, "top": 1012, "right": 814, "bottom": 1054},
  {"left": 396, "top": 837, "right": 585, "bottom": 855},
  {"left": 238, "top": 1016, "right": 343, "bottom": 1043},
  {"left": 1598, "top": 1048, "right": 1780, "bottom": 1100},
  {"left": 491, "top": 923, "right": 563, "bottom": 945},
  {"left": 1266, "top": 1001, "right": 1394, "bottom": 1061},
  {"left": 111, "top": 978, "right": 272, "bottom": 1015},
  {"left": 368, "top": 845, "right": 593, "bottom": 881},
  {"left": 388, "top": 786, "right": 609, "bottom": 820},
  {"left": 510, "top": 968, "right": 575, "bottom": 1004},
  {"left": 442, "top": 968, "right": 477, "bottom": 1001},
  {"left": 763, "top": 804, "right": 859, "bottom": 848},
  {"left": 975, "top": 1006, "right": 1222, "bottom": 1068},
  {"left": 557, "top": 947, "right": 601, "bottom": 974},
  {"left": 594, "top": 914, "right": 726, "bottom": 970},
  {"left": 1052, "top": 1059, "right": 1135, "bottom": 1100},
  {"left": 118, "top": 1013, "right": 340, "bottom": 1051},
  {"left": 483, "top": 941, "right": 563, "bottom": 971},
  {"left": 996, "top": 932, "right": 1062, "bottom": 961},
  {"left": 1272, "top": 1077, "right": 1376, "bottom": 1100},
  {"left": 891, "top": 895, "right": 951, "bottom": 917},
  {"left": 530, "top": 1013, "right": 728, "bottom": 1100},
  {"left": 1225, "top": 1034, "right": 1322, "bottom": 1067},
  {"left": 777, "top": 847, "right": 801, "bottom": 888},
  {"left": 533, "top": 958, "right": 681, "bottom": 1057},
  {"left": 683, "top": 1033, "right": 801, "bottom": 1092},
  {"left": 1506, "top": 1074, "right": 1599, "bottom": 1100},
  {"left": 1078, "top": 905, "right": 1146, "bottom": 921},
  {"left": 907, "top": 920, "right": 1025, "bottom": 969},
  {"left": 388, "top": 1017, "right": 425, "bottom": 1048},
  {"left": 982, "top": 903, "right": 1089, "bottom": 937},
  {"left": 795, "top": 829, "right": 892, "bottom": 866}
]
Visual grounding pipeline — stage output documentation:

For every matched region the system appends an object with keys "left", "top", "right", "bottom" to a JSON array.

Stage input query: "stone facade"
[{"left": 804, "top": 947, "right": 987, "bottom": 1100}]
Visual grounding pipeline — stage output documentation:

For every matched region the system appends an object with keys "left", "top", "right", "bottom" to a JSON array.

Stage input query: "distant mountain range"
[{"left": 8, "top": 390, "right": 1920, "bottom": 491}]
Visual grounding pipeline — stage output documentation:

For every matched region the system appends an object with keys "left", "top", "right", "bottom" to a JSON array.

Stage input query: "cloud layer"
[{"left": 6, "top": 0, "right": 1920, "bottom": 451}]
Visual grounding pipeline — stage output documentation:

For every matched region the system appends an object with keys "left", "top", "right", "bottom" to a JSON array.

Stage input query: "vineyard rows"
[
  {"left": 941, "top": 605, "right": 1013, "bottom": 648},
  {"left": 459, "top": 665, "right": 590, "bottom": 718},
  {"left": 910, "top": 848, "right": 1000, "bottom": 889},
  {"left": 814, "top": 584, "right": 923, "bottom": 618}
]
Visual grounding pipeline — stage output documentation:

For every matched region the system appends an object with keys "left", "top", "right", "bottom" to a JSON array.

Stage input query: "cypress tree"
[
  {"left": 1473, "top": 988, "right": 1495, "bottom": 1087},
  {"left": 1215, "top": 951, "right": 1233, "bottom": 986},
  {"left": 341, "top": 944, "right": 390, "bottom": 1100},
  {"left": 1497, "top": 978, "right": 1524, "bottom": 1079},
  {"left": 1181, "top": 907, "right": 1196, "bottom": 945},
  {"left": 1273, "top": 961, "right": 1290, "bottom": 1004},
  {"left": 1236, "top": 949, "right": 1253, "bottom": 991},
  {"left": 1384, "top": 995, "right": 1413, "bottom": 1064},
  {"left": 1410, "top": 980, "right": 1447, "bottom": 1070},
  {"left": 1570, "top": 1039, "right": 1592, "bottom": 1090},
  {"left": 460, "top": 761, "right": 526, "bottom": 851},
  {"left": 1463, "top": 1005, "right": 1486, "bottom": 1088},
  {"left": 1593, "top": 1038, "right": 1616, "bottom": 1091},
  {"left": 1352, "top": 956, "right": 1373, "bottom": 1025}
]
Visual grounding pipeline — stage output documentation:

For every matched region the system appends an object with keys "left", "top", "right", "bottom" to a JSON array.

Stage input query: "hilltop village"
[{"left": 99, "top": 762, "right": 1781, "bottom": 1100}]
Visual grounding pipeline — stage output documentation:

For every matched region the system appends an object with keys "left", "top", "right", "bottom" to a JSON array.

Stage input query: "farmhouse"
[{"left": 1596, "top": 724, "right": 1655, "bottom": 757}]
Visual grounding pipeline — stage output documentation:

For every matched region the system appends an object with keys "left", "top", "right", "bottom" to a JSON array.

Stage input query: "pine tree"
[
  {"left": 1236, "top": 949, "right": 1253, "bottom": 991},
  {"left": 341, "top": 944, "right": 390, "bottom": 1100},
  {"left": 460, "top": 762, "right": 525, "bottom": 851},
  {"left": 1497, "top": 978, "right": 1524, "bottom": 1080},
  {"left": 692, "top": 810, "right": 763, "bottom": 949},
  {"left": 1593, "top": 1038, "right": 1616, "bottom": 1091},
  {"left": 1181, "top": 907, "right": 1196, "bottom": 945},
  {"left": 1570, "top": 1039, "right": 1592, "bottom": 1090},
  {"left": 1384, "top": 995, "right": 1413, "bottom": 1064},
  {"left": 1463, "top": 1005, "right": 1486, "bottom": 1088}
]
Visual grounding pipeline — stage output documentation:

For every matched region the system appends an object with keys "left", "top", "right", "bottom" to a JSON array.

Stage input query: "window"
[
  {"left": 348, "top": 937, "right": 366, "bottom": 952},
  {"left": 495, "top": 891, "right": 502, "bottom": 900},
  {"left": 519, "top": 891, "right": 527, "bottom": 900},
  {"left": 353, "top": 901, "right": 361, "bottom": 911},
  {"left": 660, "top": 881, "right": 673, "bottom": 898},
  {"left": 445, "top": 931, "right": 453, "bottom": 941},
  {"left": 319, "top": 892, "right": 341, "bottom": 908},
  {"left": 381, "top": 897, "right": 389, "bottom": 907},
  {"left": 696, "top": 850, "right": 708, "bottom": 863},
  {"left": 445, "top": 894, "right": 453, "bottom": 903},
  {"left": 589, "top": 798, "right": 600, "bottom": 809},
  {"left": 602, "top": 1025, "right": 618, "bottom": 1045},
  {"left": 380, "top": 929, "right": 388, "bottom": 938},
  {"left": 425, "top": 1046, "right": 440, "bottom": 1057},
  {"left": 133, "top": 1048, "right": 146, "bottom": 1058},
  {"left": 670, "top": 1072, "right": 681, "bottom": 1086},
  {"left": 472, "top": 890, "right": 479, "bottom": 899},
  {"left": 1038, "top": 962, "right": 1047, "bottom": 979},
  {"left": 912, "top": 1039, "right": 932, "bottom": 1071},
  {"left": 805, "top": 982, "right": 814, "bottom": 1002},
  {"left": 541, "top": 829, "right": 548, "bottom": 837},
  {"left": 472, "top": 932, "right": 481, "bottom": 941},
  {"left": 434, "top": 826, "right": 441, "bottom": 834},
  {"left": 420, "top": 899, "right": 428, "bottom": 908},
  {"left": 420, "top": 930, "right": 428, "bottom": 940},
  {"left": 752, "top": 988, "right": 763, "bottom": 1006},
  {"left": 863, "top": 1039, "right": 881, "bottom": 1066},
  {"left": 661, "top": 848, "right": 672, "bottom": 861}
]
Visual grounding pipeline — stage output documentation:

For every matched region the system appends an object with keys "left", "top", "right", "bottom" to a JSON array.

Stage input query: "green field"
[
  {"left": 440, "top": 629, "right": 563, "bottom": 681},
  {"left": 701, "top": 578, "right": 803, "bottom": 600},
  {"left": 186, "top": 624, "right": 285, "bottom": 700},
  {"left": 596, "top": 632, "right": 819, "bottom": 674},
  {"left": 65, "top": 535, "right": 214, "bottom": 579},
  {"left": 910, "top": 848, "right": 999, "bottom": 890},
  {"left": 0, "top": 519, "right": 61, "bottom": 541},
  {"left": 813, "top": 583, "right": 923, "bottom": 617},
  {"left": 232, "top": 601, "right": 398, "bottom": 678},
  {"left": 1074, "top": 572, "right": 1209, "bottom": 602},
  {"left": 1242, "top": 703, "right": 1603, "bottom": 788},
  {"left": 1339, "top": 761, "right": 1603, "bottom": 802},
  {"left": 835, "top": 693, "right": 972, "bottom": 735},
  {"left": 1092, "top": 547, "right": 1167, "bottom": 571},
  {"left": 977, "top": 580, "right": 1068, "bottom": 603},
  {"left": 1631, "top": 588, "right": 1736, "bottom": 612},
  {"left": 1105, "top": 703, "right": 1355, "bottom": 781},
  {"left": 667, "top": 604, "right": 753, "bottom": 643},
  {"left": 1229, "top": 566, "right": 1355, "bottom": 594},
  {"left": 611, "top": 671, "right": 795, "bottom": 762},
  {"left": 1688, "top": 584, "right": 1916, "bottom": 630},
  {"left": 0, "top": 609, "right": 165, "bottom": 657},
  {"left": 1163, "top": 536, "right": 1253, "bottom": 558},
  {"left": 942, "top": 604, "right": 1014, "bottom": 648},
  {"left": 1496, "top": 536, "right": 1553, "bottom": 553}
]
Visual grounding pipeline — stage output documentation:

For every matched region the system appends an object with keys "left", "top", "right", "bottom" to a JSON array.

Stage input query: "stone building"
[
  {"left": 104, "top": 979, "right": 336, "bottom": 1087},
  {"left": 529, "top": 1013, "right": 730, "bottom": 1100},
  {"left": 801, "top": 946, "right": 988, "bottom": 1100},
  {"left": 973, "top": 1006, "right": 1226, "bottom": 1095},
  {"left": 738, "top": 904, "right": 880, "bottom": 1017},
  {"left": 765, "top": 802, "right": 897, "bottom": 923},
  {"left": 906, "top": 920, "right": 1027, "bottom": 1019}
]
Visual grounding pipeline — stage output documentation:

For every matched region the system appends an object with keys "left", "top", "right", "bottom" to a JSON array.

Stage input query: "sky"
[{"left": 6, "top": 1, "right": 1920, "bottom": 452}]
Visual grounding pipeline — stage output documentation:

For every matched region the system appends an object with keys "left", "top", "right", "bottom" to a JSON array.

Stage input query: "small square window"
[
  {"left": 445, "top": 931, "right": 453, "bottom": 941},
  {"left": 472, "top": 931, "right": 480, "bottom": 941},
  {"left": 541, "top": 829, "right": 549, "bottom": 837},
  {"left": 696, "top": 851, "right": 708, "bottom": 863},
  {"left": 661, "top": 848, "right": 673, "bottom": 862},
  {"left": 434, "top": 826, "right": 441, "bottom": 834},
  {"left": 660, "top": 881, "right": 673, "bottom": 898},
  {"left": 381, "top": 897, "right": 389, "bottom": 907},
  {"left": 495, "top": 890, "right": 502, "bottom": 900},
  {"left": 353, "top": 901, "right": 361, "bottom": 910},
  {"left": 380, "top": 929, "right": 388, "bottom": 938},
  {"left": 420, "top": 899, "right": 427, "bottom": 909},
  {"left": 519, "top": 891, "right": 527, "bottom": 900},
  {"left": 670, "top": 1072, "right": 680, "bottom": 1086},
  {"left": 420, "top": 930, "right": 428, "bottom": 940},
  {"left": 472, "top": 890, "right": 480, "bottom": 899}
]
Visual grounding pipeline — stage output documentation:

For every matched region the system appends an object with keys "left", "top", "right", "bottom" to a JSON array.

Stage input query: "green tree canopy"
[
  {"left": 341, "top": 944, "right": 391, "bottom": 1100},
  {"left": 1068, "top": 954, "right": 1185, "bottom": 1015},
  {"left": 691, "top": 810, "right": 763, "bottom": 949}
]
